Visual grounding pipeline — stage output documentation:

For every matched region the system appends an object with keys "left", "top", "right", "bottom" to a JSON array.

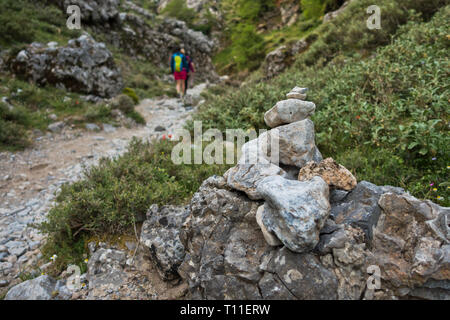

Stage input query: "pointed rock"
[
  {"left": 264, "top": 99, "right": 315, "bottom": 128},
  {"left": 256, "top": 205, "right": 282, "bottom": 246},
  {"left": 225, "top": 163, "right": 287, "bottom": 200},
  {"left": 257, "top": 175, "right": 330, "bottom": 253}
]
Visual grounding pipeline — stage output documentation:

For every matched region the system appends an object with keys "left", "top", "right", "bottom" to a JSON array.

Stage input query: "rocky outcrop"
[
  {"left": 4, "top": 275, "right": 72, "bottom": 300},
  {"left": 140, "top": 205, "right": 190, "bottom": 281},
  {"left": 262, "top": 248, "right": 339, "bottom": 299},
  {"left": 110, "top": 14, "right": 219, "bottom": 82},
  {"left": 57, "top": 0, "right": 121, "bottom": 24},
  {"left": 298, "top": 157, "right": 357, "bottom": 191},
  {"left": 87, "top": 246, "right": 127, "bottom": 299},
  {"left": 6, "top": 34, "right": 123, "bottom": 98},
  {"left": 178, "top": 176, "right": 267, "bottom": 299},
  {"left": 330, "top": 181, "right": 404, "bottom": 241},
  {"left": 262, "top": 40, "right": 308, "bottom": 78},
  {"left": 5, "top": 275, "right": 57, "bottom": 300},
  {"left": 175, "top": 175, "right": 449, "bottom": 300},
  {"left": 370, "top": 193, "right": 450, "bottom": 299}
]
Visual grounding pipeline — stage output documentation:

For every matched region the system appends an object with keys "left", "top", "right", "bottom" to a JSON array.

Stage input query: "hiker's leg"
[
  {"left": 185, "top": 75, "right": 189, "bottom": 94},
  {"left": 176, "top": 80, "right": 181, "bottom": 94},
  {"left": 181, "top": 80, "right": 186, "bottom": 96}
]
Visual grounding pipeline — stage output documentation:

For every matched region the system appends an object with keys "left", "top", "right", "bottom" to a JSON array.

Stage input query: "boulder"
[
  {"left": 8, "top": 35, "right": 123, "bottom": 98},
  {"left": 264, "top": 99, "right": 316, "bottom": 128},
  {"left": 266, "top": 119, "right": 322, "bottom": 168},
  {"left": 224, "top": 163, "right": 287, "bottom": 200},
  {"left": 140, "top": 205, "right": 190, "bottom": 280},
  {"left": 262, "top": 40, "right": 308, "bottom": 78},
  {"left": 86, "top": 247, "right": 127, "bottom": 299},
  {"left": 257, "top": 175, "right": 330, "bottom": 253},
  {"left": 262, "top": 247, "right": 339, "bottom": 299},
  {"left": 329, "top": 181, "right": 404, "bottom": 241},
  {"left": 57, "top": 0, "right": 120, "bottom": 24},
  {"left": 370, "top": 192, "right": 450, "bottom": 299},
  {"left": 5, "top": 275, "right": 57, "bottom": 300},
  {"left": 178, "top": 176, "right": 269, "bottom": 299},
  {"left": 298, "top": 157, "right": 357, "bottom": 191}
]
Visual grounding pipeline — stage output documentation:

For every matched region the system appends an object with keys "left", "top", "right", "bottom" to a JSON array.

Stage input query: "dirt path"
[{"left": 0, "top": 84, "right": 206, "bottom": 290}]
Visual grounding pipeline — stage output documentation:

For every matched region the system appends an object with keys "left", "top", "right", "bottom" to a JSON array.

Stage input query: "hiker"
[
  {"left": 181, "top": 48, "right": 195, "bottom": 94},
  {"left": 170, "top": 47, "right": 188, "bottom": 98}
]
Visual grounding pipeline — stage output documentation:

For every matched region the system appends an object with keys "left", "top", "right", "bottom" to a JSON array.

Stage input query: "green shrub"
[
  {"left": 215, "top": 0, "right": 277, "bottom": 72},
  {"left": 84, "top": 104, "right": 112, "bottom": 123},
  {"left": 162, "top": 0, "right": 197, "bottom": 25},
  {"left": 0, "top": 0, "right": 81, "bottom": 46},
  {"left": 0, "top": 0, "right": 35, "bottom": 45},
  {"left": 40, "top": 138, "right": 229, "bottom": 272},
  {"left": 301, "top": 0, "right": 326, "bottom": 20},
  {"left": 123, "top": 87, "right": 140, "bottom": 105},
  {"left": 114, "top": 94, "right": 135, "bottom": 114},
  {"left": 296, "top": 0, "right": 448, "bottom": 67},
  {"left": 0, "top": 75, "right": 124, "bottom": 150},
  {"left": 230, "top": 23, "right": 265, "bottom": 71}
]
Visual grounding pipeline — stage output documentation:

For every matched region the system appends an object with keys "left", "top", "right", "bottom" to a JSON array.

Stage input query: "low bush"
[
  {"left": 296, "top": 0, "right": 447, "bottom": 67},
  {"left": 162, "top": 0, "right": 197, "bottom": 26},
  {"left": 114, "top": 94, "right": 135, "bottom": 114},
  {"left": 40, "top": 138, "right": 229, "bottom": 272},
  {"left": 123, "top": 87, "right": 140, "bottom": 105},
  {"left": 0, "top": 103, "right": 30, "bottom": 150},
  {"left": 0, "top": 76, "right": 126, "bottom": 150}
]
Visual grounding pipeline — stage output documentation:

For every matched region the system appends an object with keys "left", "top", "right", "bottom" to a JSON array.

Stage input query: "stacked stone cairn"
[{"left": 224, "top": 87, "right": 357, "bottom": 253}]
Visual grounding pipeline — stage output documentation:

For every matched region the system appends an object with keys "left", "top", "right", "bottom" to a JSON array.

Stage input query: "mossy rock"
[{"left": 123, "top": 87, "right": 139, "bottom": 105}]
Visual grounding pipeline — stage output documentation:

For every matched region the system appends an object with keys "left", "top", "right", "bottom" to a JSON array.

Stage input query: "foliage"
[
  {"left": 123, "top": 87, "right": 140, "bottom": 105},
  {"left": 0, "top": 103, "right": 31, "bottom": 150},
  {"left": 215, "top": 0, "right": 278, "bottom": 73},
  {"left": 0, "top": 0, "right": 80, "bottom": 47},
  {"left": 301, "top": 0, "right": 326, "bottom": 20},
  {"left": 0, "top": 76, "right": 120, "bottom": 150},
  {"left": 115, "top": 94, "right": 135, "bottom": 114},
  {"left": 162, "top": 0, "right": 197, "bottom": 25},
  {"left": 296, "top": 0, "right": 448, "bottom": 68}
]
